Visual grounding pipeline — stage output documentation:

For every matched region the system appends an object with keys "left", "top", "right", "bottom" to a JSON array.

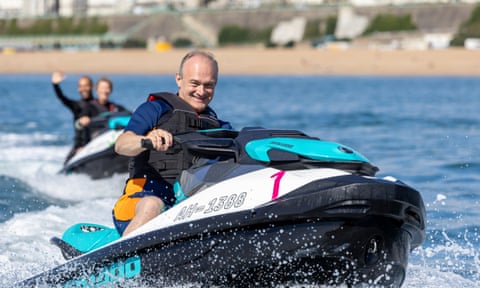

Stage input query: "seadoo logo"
[{"left": 64, "top": 255, "right": 141, "bottom": 287}]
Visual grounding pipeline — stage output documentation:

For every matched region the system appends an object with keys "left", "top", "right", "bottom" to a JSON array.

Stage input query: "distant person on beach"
[
  {"left": 51, "top": 71, "right": 94, "bottom": 164},
  {"left": 112, "top": 50, "right": 232, "bottom": 236},
  {"left": 76, "top": 76, "right": 130, "bottom": 143}
]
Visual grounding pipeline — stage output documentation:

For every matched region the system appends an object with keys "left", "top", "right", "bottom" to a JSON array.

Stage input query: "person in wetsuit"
[
  {"left": 112, "top": 50, "right": 232, "bottom": 236},
  {"left": 76, "top": 76, "right": 130, "bottom": 143},
  {"left": 51, "top": 71, "right": 94, "bottom": 164}
]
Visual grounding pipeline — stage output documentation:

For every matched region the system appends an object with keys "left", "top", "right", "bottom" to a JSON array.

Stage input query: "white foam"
[
  {"left": 0, "top": 136, "right": 127, "bottom": 284},
  {"left": 0, "top": 198, "right": 117, "bottom": 284},
  {"left": 0, "top": 143, "right": 127, "bottom": 201},
  {"left": 405, "top": 264, "right": 477, "bottom": 288}
]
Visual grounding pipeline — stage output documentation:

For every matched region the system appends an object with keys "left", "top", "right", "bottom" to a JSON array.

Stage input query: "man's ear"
[{"left": 175, "top": 73, "right": 182, "bottom": 88}]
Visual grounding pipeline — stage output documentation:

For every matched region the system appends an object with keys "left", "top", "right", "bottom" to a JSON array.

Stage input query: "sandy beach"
[{"left": 1, "top": 46, "right": 479, "bottom": 76}]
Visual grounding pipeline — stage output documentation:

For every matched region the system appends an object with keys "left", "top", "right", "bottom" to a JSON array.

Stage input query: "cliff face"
[{"left": 103, "top": 4, "right": 475, "bottom": 45}]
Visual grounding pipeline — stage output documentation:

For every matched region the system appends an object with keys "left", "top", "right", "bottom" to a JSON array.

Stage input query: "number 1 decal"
[{"left": 270, "top": 170, "right": 285, "bottom": 200}]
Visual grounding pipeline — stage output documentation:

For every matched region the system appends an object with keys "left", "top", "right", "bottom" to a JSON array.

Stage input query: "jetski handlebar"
[
  {"left": 141, "top": 138, "right": 160, "bottom": 150},
  {"left": 140, "top": 135, "right": 191, "bottom": 150},
  {"left": 140, "top": 131, "right": 239, "bottom": 161},
  {"left": 140, "top": 130, "right": 234, "bottom": 151}
]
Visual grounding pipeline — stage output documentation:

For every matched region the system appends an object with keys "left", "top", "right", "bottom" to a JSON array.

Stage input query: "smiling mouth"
[{"left": 191, "top": 95, "right": 208, "bottom": 102}]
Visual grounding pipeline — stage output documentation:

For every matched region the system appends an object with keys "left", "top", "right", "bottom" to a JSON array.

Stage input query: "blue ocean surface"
[{"left": 0, "top": 73, "right": 479, "bottom": 287}]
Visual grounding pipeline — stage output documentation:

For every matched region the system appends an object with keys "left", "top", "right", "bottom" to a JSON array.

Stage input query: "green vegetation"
[
  {"left": 172, "top": 37, "right": 193, "bottom": 48},
  {"left": 218, "top": 16, "right": 337, "bottom": 48},
  {"left": 304, "top": 16, "right": 338, "bottom": 47},
  {"left": 217, "top": 25, "right": 272, "bottom": 46},
  {"left": 363, "top": 14, "right": 417, "bottom": 35},
  {"left": 122, "top": 38, "right": 146, "bottom": 49},
  {"left": 303, "top": 16, "right": 337, "bottom": 40},
  {"left": 451, "top": 4, "right": 480, "bottom": 46},
  {"left": 0, "top": 17, "right": 108, "bottom": 35},
  {"left": 325, "top": 16, "right": 337, "bottom": 36},
  {"left": 303, "top": 19, "right": 322, "bottom": 40}
]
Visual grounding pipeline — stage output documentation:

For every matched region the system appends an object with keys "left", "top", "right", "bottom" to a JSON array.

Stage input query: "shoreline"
[{"left": 1, "top": 47, "right": 480, "bottom": 76}]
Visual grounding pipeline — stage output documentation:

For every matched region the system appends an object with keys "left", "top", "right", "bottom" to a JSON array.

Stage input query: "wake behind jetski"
[
  {"left": 17, "top": 127, "right": 426, "bottom": 287},
  {"left": 59, "top": 111, "right": 131, "bottom": 179}
]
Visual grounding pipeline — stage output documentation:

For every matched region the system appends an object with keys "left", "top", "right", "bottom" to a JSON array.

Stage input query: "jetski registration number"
[{"left": 174, "top": 192, "right": 247, "bottom": 222}]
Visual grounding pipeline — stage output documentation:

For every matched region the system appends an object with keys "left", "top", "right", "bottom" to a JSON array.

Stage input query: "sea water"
[{"left": 0, "top": 74, "right": 479, "bottom": 287}]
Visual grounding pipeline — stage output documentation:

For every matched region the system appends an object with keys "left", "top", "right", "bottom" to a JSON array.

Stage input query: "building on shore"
[{"left": 1, "top": 0, "right": 480, "bottom": 18}]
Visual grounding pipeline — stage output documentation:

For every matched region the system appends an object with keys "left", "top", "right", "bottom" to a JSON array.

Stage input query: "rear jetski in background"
[
  {"left": 59, "top": 111, "right": 131, "bottom": 179},
  {"left": 19, "top": 127, "right": 426, "bottom": 287}
]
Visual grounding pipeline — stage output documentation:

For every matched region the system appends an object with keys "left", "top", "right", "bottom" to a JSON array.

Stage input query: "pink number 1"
[{"left": 270, "top": 171, "right": 285, "bottom": 200}]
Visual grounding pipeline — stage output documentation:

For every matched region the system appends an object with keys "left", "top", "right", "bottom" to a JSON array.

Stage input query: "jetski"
[
  {"left": 59, "top": 111, "right": 131, "bottom": 179},
  {"left": 17, "top": 127, "right": 426, "bottom": 287}
]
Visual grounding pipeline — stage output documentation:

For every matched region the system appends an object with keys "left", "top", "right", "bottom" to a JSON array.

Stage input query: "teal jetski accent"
[
  {"left": 245, "top": 137, "right": 369, "bottom": 163},
  {"left": 108, "top": 115, "right": 131, "bottom": 129},
  {"left": 51, "top": 223, "right": 120, "bottom": 259},
  {"left": 63, "top": 223, "right": 120, "bottom": 253}
]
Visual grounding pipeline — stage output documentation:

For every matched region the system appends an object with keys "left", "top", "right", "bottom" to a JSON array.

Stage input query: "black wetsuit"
[
  {"left": 53, "top": 83, "right": 93, "bottom": 164},
  {"left": 81, "top": 99, "right": 129, "bottom": 117}
]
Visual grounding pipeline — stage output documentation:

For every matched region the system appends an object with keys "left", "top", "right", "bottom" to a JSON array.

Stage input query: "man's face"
[
  {"left": 78, "top": 77, "right": 92, "bottom": 100},
  {"left": 176, "top": 55, "right": 217, "bottom": 113}
]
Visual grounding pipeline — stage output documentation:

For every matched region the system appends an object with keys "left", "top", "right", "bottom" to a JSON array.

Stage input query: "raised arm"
[{"left": 52, "top": 71, "right": 76, "bottom": 111}]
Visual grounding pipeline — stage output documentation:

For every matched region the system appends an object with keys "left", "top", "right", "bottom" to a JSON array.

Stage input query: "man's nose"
[{"left": 197, "top": 85, "right": 205, "bottom": 95}]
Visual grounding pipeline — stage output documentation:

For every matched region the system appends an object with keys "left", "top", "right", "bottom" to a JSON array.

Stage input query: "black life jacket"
[{"left": 129, "top": 92, "right": 222, "bottom": 184}]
